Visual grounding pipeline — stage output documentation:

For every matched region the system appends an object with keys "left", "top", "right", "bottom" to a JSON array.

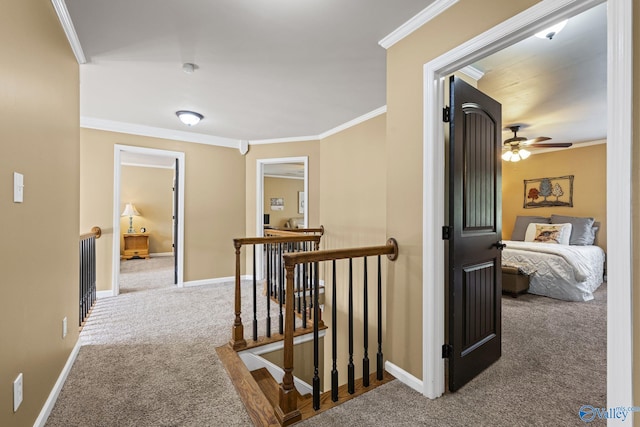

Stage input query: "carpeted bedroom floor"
[{"left": 45, "top": 257, "right": 606, "bottom": 426}]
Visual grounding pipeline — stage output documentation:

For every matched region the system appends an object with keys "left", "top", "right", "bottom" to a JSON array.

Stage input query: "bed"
[{"left": 502, "top": 215, "right": 606, "bottom": 302}]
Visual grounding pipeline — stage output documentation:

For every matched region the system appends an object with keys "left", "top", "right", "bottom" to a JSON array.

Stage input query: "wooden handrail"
[
  {"left": 283, "top": 238, "right": 398, "bottom": 266},
  {"left": 79, "top": 226, "right": 102, "bottom": 240},
  {"left": 276, "top": 238, "right": 398, "bottom": 425}
]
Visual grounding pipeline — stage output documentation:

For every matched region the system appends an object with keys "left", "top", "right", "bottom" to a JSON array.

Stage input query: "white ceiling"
[
  {"left": 63, "top": 1, "right": 606, "bottom": 150},
  {"left": 473, "top": 3, "right": 607, "bottom": 149},
  {"left": 66, "top": 0, "right": 435, "bottom": 142}
]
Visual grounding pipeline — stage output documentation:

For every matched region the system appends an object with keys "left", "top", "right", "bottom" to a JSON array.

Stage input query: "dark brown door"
[{"left": 447, "top": 76, "right": 503, "bottom": 392}]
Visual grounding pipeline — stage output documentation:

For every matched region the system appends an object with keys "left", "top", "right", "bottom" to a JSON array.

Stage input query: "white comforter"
[{"left": 502, "top": 240, "right": 606, "bottom": 301}]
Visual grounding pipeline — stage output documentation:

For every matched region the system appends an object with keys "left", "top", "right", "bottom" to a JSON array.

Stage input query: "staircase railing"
[
  {"left": 79, "top": 226, "right": 101, "bottom": 327},
  {"left": 275, "top": 238, "right": 399, "bottom": 425},
  {"left": 230, "top": 230, "right": 323, "bottom": 350}
]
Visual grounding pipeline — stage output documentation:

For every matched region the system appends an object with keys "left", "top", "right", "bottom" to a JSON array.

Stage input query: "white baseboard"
[
  {"left": 34, "top": 339, "right": 82, "bottom": 427},
  {"left": 385, "top": 360, "right": 423, "bottom": 394},
  {"left": 96, "top": 290, "right": 114, "bottom": 298},
  {"left": 149, "top": 252, "right": 174, "bottom": 257}
]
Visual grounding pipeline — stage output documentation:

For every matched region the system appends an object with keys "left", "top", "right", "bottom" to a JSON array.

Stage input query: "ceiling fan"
[{"left": 502, "top": 125, "right": 572, "bottom": 162}]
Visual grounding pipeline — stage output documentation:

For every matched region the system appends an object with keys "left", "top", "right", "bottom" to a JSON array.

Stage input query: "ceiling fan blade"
[
  {"left": 528, "top": 142, "right": 573, "bottom": 148},
  {"left": 521, "top": 136, "right": 551, "bottom": 145}
]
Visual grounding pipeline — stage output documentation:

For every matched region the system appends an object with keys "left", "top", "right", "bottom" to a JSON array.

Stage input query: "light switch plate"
[
  {"left": 13, "top": 373, "right": 23, "bottom": 412},
  {"left": 14, "top": 172, "right": 24, "bottom": 203}
]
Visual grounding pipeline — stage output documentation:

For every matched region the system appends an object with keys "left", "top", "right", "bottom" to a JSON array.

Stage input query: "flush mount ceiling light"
[
  {"left": 176, "top": 110, "right": 204, "bottom": 126},
  {"left": 535, "top": 20, "right": 568, "bottom": 40}
]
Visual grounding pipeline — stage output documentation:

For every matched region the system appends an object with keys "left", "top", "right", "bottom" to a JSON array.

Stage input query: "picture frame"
[
  {"left": 298, "top": 191, "right": 305, "bottom": 214},
  {"left": 270, "top": 197, "right": 284, "bottom": 211},
  {"left": 523, "top": 175, "right": 574, "bottom": 209}
]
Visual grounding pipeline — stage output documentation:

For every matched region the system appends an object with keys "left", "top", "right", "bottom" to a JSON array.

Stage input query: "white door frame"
[
  {"left": 256, "top": 157, "right": 309, "bottom": 278},
  {"left": 113, "top": 145, "right": 186, "bottom": 294},
  {"left": 422, "top": 0, "right": 633, "bottom": 419}
]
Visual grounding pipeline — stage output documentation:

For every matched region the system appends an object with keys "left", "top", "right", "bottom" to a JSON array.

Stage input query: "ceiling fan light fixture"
[
  {"left": 511, "top": 152, "right": 521, "bottom": 162},
  {"left": 176, "top": 110, "right": 204, "bottom": 126},
  {"left": 502, "top": 151, "right": 513, "bottom": 161},
  {"left": 519, "top": 148, "right": 531, "bottom": 160},
  {"left": 535, "top": 20, "right": 568, "bottom": 40}
]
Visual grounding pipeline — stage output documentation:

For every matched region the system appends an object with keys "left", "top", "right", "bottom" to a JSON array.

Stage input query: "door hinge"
[
  {"left": 442, "top": 226, "right": 452, "bottom": 240},
  {"left": 442, "top": 344, "right": 453, "bottom": 359},
  {"left": 442, "top": 106, "right": 450, "bottom": 122}
]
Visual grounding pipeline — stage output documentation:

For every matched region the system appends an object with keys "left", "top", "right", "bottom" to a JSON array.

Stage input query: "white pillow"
[{"left": 524, "top": 223, "right": 572, "bottom": 245}]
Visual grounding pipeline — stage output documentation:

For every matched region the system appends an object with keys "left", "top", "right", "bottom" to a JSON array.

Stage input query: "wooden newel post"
[
  {"left": 275, "top": 262, "right": 301, "bottom": 426},
  {"left": 230, "top": 240, "right": 246, "bottom": 350}
]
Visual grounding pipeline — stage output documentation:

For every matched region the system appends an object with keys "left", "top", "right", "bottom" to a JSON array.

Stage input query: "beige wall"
[
  {"left": 385, "top": 0, "right": 541, "bottom": 379},
  {"left": 319, "top": 114, "right": 387, "bottom": 387},
  {"left": 80, "top": 129, "right": 245, "bottom": 289},
  {"left": 263, "top": 177, "right": 304, "bottom": 228},
  {"left": 0, "top": 1, "right": 80, "bottom": 425},
  {"left": 502, "top": 143, "right": 607, "bottom": 252},
  {"left": 120, "top": 166, "right": 174, "bottom": 254}
]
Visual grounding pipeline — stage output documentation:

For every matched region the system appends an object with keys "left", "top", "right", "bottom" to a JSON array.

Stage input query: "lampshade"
[
  {"left": 121, "top": 203, "right": 140, "bottom": 217},
  {"left": 176, "top": 110, "right": 204, "bottom": 126}
]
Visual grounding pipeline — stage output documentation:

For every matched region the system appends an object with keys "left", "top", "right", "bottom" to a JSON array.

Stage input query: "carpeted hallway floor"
[{"left": 46, "top": 257, "right": 606, "bottom": 426}]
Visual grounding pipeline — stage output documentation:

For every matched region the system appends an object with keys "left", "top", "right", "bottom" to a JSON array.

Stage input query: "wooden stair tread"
[
  {"left": 215, "top": 344, "right": 280, "bottom": 427},
  {"left": 251, "top": 368, "right": 280, "bottom": 409}
]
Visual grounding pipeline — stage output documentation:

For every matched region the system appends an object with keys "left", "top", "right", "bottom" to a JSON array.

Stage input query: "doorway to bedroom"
[
  {"left": 112, "top": 145, "right": 185, "bottom": 295},
  {"left": 425, "top": 2, "right": 611, "bottom": 412}
]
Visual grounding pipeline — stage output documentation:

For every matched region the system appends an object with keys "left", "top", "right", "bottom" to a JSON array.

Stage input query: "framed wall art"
[{"left": 523, "top": 175, "right": 574, "bottom": 209}]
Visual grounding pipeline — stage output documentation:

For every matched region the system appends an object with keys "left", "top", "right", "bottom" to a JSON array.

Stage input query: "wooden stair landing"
[{"left": 217, "top": 343, "right": 395, "bottom": 426}]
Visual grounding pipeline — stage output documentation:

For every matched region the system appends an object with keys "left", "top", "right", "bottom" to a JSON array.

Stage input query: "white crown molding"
[
  {"left": 249, "top": 135, "right": 319, "bottom": 145},
  {"left": 378, "top": 0, "right": 459, "bottom": 49},
  {"left": 51, "top": 0, "right": 86, "bottom": 64},
  {"left": 458, "top": 65, "right": 485, "bottom": 81},
  {"left": 249, "top": 105, "right": 387, "bottom": 146},
  {"left": 81, "top": 117, "right": 239, "bottom": 149},
  {"left": 318, "top": 105, "right": 387, "bottom": 139},
  {"left": 264, "top": 174, "right": 304, "bottom": 180}
]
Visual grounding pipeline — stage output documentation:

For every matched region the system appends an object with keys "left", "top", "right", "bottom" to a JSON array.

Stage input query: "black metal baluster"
[
  {"left": 90, "top": 237, "right": 96, "bottom": 311},
  {"left": 331, "top": 260, "right": 339, "bottom": 402},
  {"left": 313, "top": 261, "right": 320, "bottom": 410},
  {"left": 266, "top": 243, "right": 271, "bottom": 338},
  {"left": 252, "top": 245, "right": 258, "bottom": 341},
  {"left": 377, "top": 255, "right": 383, "bottom": 380},
  {"left": 296, "top": 242, "right": 302, "bottom": 314},
  {"left": 302, "top": 261, "right": 307, "bottom": 329},
  {"left": 348, "top": 258, "right": 355, "bottom": 394},
  {"left": 278, "top": 242, "right": 284, "bottom": 335},
  {"left": 363, "top": 256, "right": 370, "bottom": 387},
  {"left": 79, "top": 239, "right": 83, "bottom": 326}
]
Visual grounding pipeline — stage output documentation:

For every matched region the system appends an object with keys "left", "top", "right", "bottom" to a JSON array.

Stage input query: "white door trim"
[
  {"left": 422, "top": 0, "right": 632, "bottom": 420},
  {"left": 256, "top": 157, "right": 309, "bottom": 279},
  {"left": 113, "top": 145, "right": 186, "bottom": 295}
]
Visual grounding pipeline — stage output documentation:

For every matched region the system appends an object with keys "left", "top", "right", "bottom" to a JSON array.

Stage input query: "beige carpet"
[{"left": 46, "top": 258, "right": 606, "bottom": 426}]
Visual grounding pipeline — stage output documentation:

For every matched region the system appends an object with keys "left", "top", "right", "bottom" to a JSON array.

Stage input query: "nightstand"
[{"left": 123, "top": 233, "right": 150, "bottom": 260}]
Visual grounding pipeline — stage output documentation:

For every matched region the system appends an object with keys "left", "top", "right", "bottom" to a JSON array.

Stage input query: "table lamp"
[{"left": 121, "top": 203, "right": 140, "bottom": 233}]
